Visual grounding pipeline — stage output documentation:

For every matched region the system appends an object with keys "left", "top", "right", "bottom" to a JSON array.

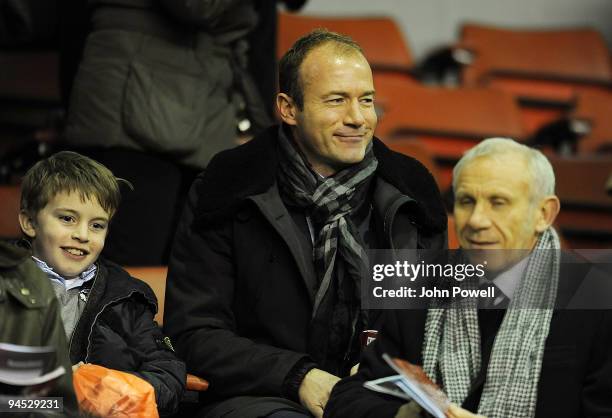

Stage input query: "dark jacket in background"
[
  {"left": 62, "top": 0, "right": 268, "bottom": 266},
  {"left": 64, "top": 0, "right": 263, "bottom": 170},
  {"left": 0, "top": 241, "right": 78, "bottom": 417},
  {"left": 163, "top": 126, "right": 447, "bottom": 414},
  {"left": 69, "top": 258, "right": 186, "bottom": 416}
]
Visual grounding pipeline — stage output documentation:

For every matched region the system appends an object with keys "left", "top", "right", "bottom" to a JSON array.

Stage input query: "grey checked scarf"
[
  {"left": 277, "top": 128, "right": 378, "bottom": 372},
  {"left": 422, "top": 228, "right": 561, "bottom": 418}
]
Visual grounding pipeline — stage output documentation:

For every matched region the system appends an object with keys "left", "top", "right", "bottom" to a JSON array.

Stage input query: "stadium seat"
[
  {"left": 278, "top": 12, "right": 416, "bottom": 83},
  {"left": 123, "top": 266, "right": 168, "bottom": 325},
  {"left": 572, "top": 90, "right": 612, "bottom": 154},
  {"left": 459, "top": 24, "right": 611, "bottom": 86},
  {"left": 373, "top": 74, "right": 524, "bottom": 190},
  {"left": 123, "top": 265, "right": 210, "bottom": 392},
  {"left": 550, "top": 155, "right": 612, "bottom": 248},
  {"left": 0, "top": 185, "right": 21, "bottom": 239},
  {"left": 455, "top": 24, "right": 612, "bottom": 136}
]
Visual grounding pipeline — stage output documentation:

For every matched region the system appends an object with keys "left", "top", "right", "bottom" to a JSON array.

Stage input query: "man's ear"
[
  {"left": 276, "top": 93, "right": 298, "bottom": 126},
  {"left": 18, "top": 210, "right": 37, "bottom": 239},
  {"left": 535, "top": 195, "right": 561, "bottom": 233}
]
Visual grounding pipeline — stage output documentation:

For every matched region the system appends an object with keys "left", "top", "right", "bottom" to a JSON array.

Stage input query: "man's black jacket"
[{"left": 163, "top": 126, "right": 447, "bottom": 407}]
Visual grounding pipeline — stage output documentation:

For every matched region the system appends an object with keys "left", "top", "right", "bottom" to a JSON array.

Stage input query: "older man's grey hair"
[{"left": 452, "top": 137, "right": 556, "bottom": 201}]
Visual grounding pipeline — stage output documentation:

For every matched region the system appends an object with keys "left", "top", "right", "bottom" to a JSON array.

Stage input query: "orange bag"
[{"left": 73, "top": 364, "right": 159, "bottom": 418}]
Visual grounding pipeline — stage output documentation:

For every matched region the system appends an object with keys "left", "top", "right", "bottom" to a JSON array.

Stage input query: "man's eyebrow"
[
  {"left": 324, "top": 90, "right": 376, "bottom": 97},
  {"left": 490, "top": 194, "right": 511, "bottom": 200}
]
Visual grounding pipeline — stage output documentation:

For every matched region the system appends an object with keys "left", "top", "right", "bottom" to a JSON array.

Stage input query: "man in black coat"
[
  {"left": 325, "top": 138, "right": 612, "bottom": 418},
  {"left": 164, "top": 29, "right": 447, "bottom": 418}
]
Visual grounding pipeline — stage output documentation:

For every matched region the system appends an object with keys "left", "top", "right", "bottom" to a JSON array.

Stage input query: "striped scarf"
[
  {"left": 277, "top": 128, "right": 378, "bottom": 372},
  {"left": 422, "top": 228, "right": 561, "bottom": 418}
]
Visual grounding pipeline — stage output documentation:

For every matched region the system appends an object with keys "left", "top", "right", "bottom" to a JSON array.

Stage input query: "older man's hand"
[
  {"left": 447, "top": 403, "right": 487, "bottom": 418},
  {"left": 298, "top": 368, "right": 341, "bottom": 418}
]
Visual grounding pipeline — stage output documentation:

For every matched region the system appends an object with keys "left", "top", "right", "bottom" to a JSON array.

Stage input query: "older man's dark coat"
[{"left": 325, "top": 256, "right": 612, "bottom": 418}]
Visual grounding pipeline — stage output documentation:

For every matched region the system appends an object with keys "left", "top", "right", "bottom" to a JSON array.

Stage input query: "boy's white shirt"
[{"left": 32, "top": 256, "right": 97, "bottom": 291}]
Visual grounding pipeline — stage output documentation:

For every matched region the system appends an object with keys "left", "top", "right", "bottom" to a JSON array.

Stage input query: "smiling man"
[
  {"left": 163, "top": 30, "right": 447, "bottom": 418},
  {"left": 325, "top": 138, "right": 612, "bottom": 418}
]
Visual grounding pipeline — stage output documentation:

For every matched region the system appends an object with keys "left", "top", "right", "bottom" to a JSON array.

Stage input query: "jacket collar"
[
  {"left": 0, "top": 241, "right": 27, "bottom": 269},
  {"left": 95, "top": 259, "right": 158, "bottom": 309},
  {"left": 195, "top": 125, "right": 446, "bottom": 233}
]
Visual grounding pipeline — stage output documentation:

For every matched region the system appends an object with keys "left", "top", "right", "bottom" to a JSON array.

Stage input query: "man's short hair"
[
  {"left": 452, "top": 138, "right": 556, "bottom": 201},
  {"left": 21, "top": 151, "right": 124, "bottom": 218},
  {"left": 278, "top": 28, "right": 364, "bottom": 109}
]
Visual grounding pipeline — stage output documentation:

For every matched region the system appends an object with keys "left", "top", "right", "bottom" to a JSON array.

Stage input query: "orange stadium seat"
[
  {"left": 278, "top": 12, "right": 416, "bottom": 83},
  {"left": 550, "top": 155, "right": 612, "bottom": 248},
  {"left": 0, "top": 185, "right": 22, "bottom": 239},
  {"left": 455, "top": 24, "right": 612, "bottom": 136},
  {"left": 459, "top": 24, "right": 611, "bottom": 88},
  {"left": 123, "top": 266, "right": 168, "bottom": 325},
  {"left": 373, "top": 74, "right": 524, "bottom": 190},
  {"left": 123, "top": 265, "right": 209, "bottom": 393},
  {"left": 572, "top": 90, "right": 612, "bottom": 154}
]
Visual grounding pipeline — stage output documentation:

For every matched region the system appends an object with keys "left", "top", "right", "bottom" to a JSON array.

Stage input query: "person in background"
[{"left": 63, "top": 0, "right": 272, "bottom": 265}]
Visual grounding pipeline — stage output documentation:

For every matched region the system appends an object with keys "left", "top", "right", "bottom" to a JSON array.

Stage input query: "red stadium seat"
[
  {"left": 455, "top": 24, "right": 612, "bottom": 136},
  {"left": 572, "top": 90, "right": 612, "bottom": 154},
  {"left": 0, "top": 185, "right": 22, "bottom": 239},
  {"left": 550, "top": 155, "right": 612, "bottom": 248},
  {"left": 278, "top": 12, "right": 416, "bottom": 81},
  {"left": 123, "top": 266, "right": 168, "bottom": 325},
  {"left": 373, "top": 74, "right": 524, "bottom": 190}
]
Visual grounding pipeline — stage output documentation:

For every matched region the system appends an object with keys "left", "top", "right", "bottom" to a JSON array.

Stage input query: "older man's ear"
[{"left": 535, "top": 195, "right": 561, "bottom": 234}]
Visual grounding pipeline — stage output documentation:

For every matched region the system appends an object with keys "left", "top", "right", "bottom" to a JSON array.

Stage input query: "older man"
[
  {"left": 326, "top": 138, "right": 612, "bottom": 418},
  {"left": 163, "top": 30, "right": 446, "bottom": 418}
]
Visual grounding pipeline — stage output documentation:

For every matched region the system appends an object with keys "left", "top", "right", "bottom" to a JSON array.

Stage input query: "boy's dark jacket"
[{"left": 69, "top": 257, "right": 186, "bottom": 415}]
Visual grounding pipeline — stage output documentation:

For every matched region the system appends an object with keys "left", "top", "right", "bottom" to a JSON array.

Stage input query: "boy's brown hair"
[{"left": 20, "top": 151, "right": 123, "bottom": 218}]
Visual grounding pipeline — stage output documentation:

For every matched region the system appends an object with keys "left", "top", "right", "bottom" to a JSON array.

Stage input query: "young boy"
[{"left": 17, "top": 151, "right": 185, "bottom": 415}]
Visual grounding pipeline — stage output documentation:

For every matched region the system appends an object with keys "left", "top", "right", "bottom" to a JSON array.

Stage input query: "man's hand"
[
  {"left": 447, "top": 403, "right": 487, "bottom": 418},
  {"left": 298, "top": 368, "right": 340, "bottom": 418}
]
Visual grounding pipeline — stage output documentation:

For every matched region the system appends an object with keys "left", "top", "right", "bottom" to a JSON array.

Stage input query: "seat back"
[
  {"left": 0, "top": 185, "right": 22, "bottom": 239},
  {"left": 460, "top": 24, "right": 612, "bottom": 86},
  {"left": 278, "top": 12, "right": 414, "bottom": 72},
  {"left": 573, "top": 90, "right": 612, "bottom": 154},
  {"left": 374, "top": 74, "right": 524, "bottom": 141},
  {"left": 123, "top": 266, "right": 168, "bottom": 325},
  {"left": 458, "top": 24, "right": 612, "bottom": 135},
  {"left": 550, "top": 156, "right": 612, "bottom": 248}
]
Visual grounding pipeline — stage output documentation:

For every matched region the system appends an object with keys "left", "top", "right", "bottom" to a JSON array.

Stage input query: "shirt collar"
[
  {"left": 489, "top": 256, "right": 530, "bottom": 300},
  {"left": 32, "top": 256, "right": 97, "bottom": 291}
]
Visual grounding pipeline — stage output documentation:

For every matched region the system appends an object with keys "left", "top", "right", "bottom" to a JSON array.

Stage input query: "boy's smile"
[{"left": 20, "top": 191, "right": 110, "bottom": 280}]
